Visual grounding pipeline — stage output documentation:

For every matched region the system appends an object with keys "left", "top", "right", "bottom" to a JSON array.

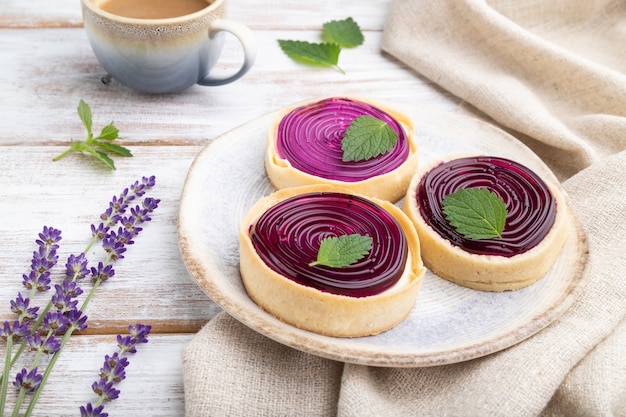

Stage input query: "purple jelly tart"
[{"left": 265, "top": 97, "right": 419, "bottom": 202}]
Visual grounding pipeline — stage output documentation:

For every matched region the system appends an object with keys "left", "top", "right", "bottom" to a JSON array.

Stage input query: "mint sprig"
[
  {"left": 278, "top": 17, "right": 364, "bottom": 73},
  {"left": 309, "top": 234, "right": 373, "bottom": 268},
  {"left": 53, "top": 99, "right": 132, "bottom": 169},
  {"left": 341, "top": 115, "right": 399, "bottom": 162},
  {"left": 442, "top": 188, "right": 508, "bottom": 239}
]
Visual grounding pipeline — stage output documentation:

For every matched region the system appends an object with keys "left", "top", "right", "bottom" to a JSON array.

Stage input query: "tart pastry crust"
[
  {"left": 239, "top": 185, "right": 426, "bottom": 337},
  {"left": 265, "top": 97, "right": 419, "bottom": 203},
  {"left": 403, "top": 157, "right": 570, "bottom": 291}
]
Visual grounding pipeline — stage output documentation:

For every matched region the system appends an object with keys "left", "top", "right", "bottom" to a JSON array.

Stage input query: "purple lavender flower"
[
  {"left": 79, "top": 403, "right": 108, "bottom": 417},
  {"left": 91, "top": 379, "right": 120, "bottom": 401},
  {"left": 51, "top": 292, "right": 78, "bottom": 314},
  {"left": 110, "top": 227, "right": 134, "bottom": 246},
  {"left": 99, "top": 358, "right": 127, "bottom": 383},
  {"left": 21, "top": 270, "right": 52, "bottom": 293},
  {"left": 108, "top": 194, "right": 129, "bottom": 214},
  {"left": 65, "top": 253, "right": 90, "bottom": 281},
  {"left": 0, "top": 320, "right": 30, "bottom": 341},
  {"left": 117, "top": 325, "right": 151, "bottom": 355},
  {"left": 13, "top": 367, "right": 43, "bottom": 393},
  {"left": 142, "top": 197, "right": 160, "bottom": 213},
  {"left": 90, "top": 262, "right": 115, "bottom": 283},
  {"left": 42, "top": 311, "right": 69, "bottom": 335},
  {"left": 101, "top": 236, "right": 126, "bottom": 261},
  {"left": 36, "top": 225, "right": 62, "bottom": 251},
  {"left": 142, "top": 175, "right": 156, "bottom": 188},
  {"left": 128, "top": 324, "right": 152, "bottom": 344},
  {"left": 118, "top": 216, "right": 142, "bottom": 238},
  {"left": 103, "top": 352, "right": 130, "bottom": 371},
  {"left": 90, "top": 223, "right": 110, "bottom": 240},
  {"left": 28, "top": 332, "right": 61, "bottom": 355},
  {"left": 31, "top": 246, "right": 58, "bottom": 275},
  {"left": 22, "top": 226, "right": 62, "bottom": 293},
  {"left": 10, "top": 293, "right": 39, "bottom": 321},
  {"left": 130, "top": 175, "right": 156, "bottom": 197},
  {"left": 67, "top": 308, "right": 89, "bottom": 332},
  {"left": 56, "top": 280, "right": 84, "bottom": 298}
]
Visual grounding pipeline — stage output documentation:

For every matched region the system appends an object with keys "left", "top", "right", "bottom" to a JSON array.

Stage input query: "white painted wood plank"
[
  {"left": 1, "top": 333, "right": 192, "bottom": 417},
  {"left": 0, "top": 28, "right": 458, "bottom": 146},
  {"left": 1, "top": 0, "right": 392, "bottom": 30}
]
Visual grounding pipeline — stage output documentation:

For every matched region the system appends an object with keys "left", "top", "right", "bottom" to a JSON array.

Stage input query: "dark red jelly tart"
[
  {"left": 248, "top": 191, "right": 408, "bottom": 297},
  {"left": 416, "top": 156, "right": 557, "bottom": 257}
]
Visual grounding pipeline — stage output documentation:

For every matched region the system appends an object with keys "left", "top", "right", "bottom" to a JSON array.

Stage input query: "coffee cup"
[{"left": 81, "top": 0, "right": 256, "bottom": 93}]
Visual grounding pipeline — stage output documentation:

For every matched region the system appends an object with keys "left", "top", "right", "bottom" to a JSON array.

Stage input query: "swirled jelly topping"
[
  {"left": 416, "top": 156, "right": 556, "bottom": 257},
  {"left": 249, "top": 192, "right": 408, "bottom": 297},
  {"left": 276, "top": 97, "right": 410, "bottom": 182}
]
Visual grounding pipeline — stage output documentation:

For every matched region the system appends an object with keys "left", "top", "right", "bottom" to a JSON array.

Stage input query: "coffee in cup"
[{"left": 81, "top": 0, "right": 256, "bottom": 93}]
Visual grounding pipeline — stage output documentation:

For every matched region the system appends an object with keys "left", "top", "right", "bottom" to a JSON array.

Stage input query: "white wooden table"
[{"left": 0, "top": 1, "right": 459, "bottom": 415}]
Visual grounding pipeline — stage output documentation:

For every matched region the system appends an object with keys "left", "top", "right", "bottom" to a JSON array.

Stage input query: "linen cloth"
[{"left": 182, "top": 0, "right": 626, "bottom": 415}]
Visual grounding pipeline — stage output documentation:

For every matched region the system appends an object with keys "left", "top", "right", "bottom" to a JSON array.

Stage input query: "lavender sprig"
[
  {"left": 80, "top": 324, "right": 151, "bottom": 417},
  {"left": 24, "top": 177, "right": 159, "bottom": 417},
  {"left": 1, "top": 176, "right": 159, "bottom": 417},
  {"left": 0, "top": 227, "right": 61, "bottom": 415}
]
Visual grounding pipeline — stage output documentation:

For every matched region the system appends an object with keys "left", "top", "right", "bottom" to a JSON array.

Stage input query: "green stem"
[
  {"left": 22, "top": 325, "right": 75, "bottom": 417},
  {"left": 11, "top": 388, "right": 27, "bottom": 417},
  {"left": 51, "top": 147, "right": 74, "bottom": 162},
  {"left": 23, "top": 278, "right": 102, "bottom": 417},
  {"left": 2, "top": 302, "right": 53, "bottom": 380},
  {"left": 84, "top": 234, "right": 100, "bottom": 254},
  {"left": 0, "top": 336, "right": 14, "bottom": 416}
]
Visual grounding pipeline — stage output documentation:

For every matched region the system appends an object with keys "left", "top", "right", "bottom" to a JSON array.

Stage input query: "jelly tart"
[
  {"left": 403, "top": 155, "right": 569, "bottom": 291},
  {"left": 239, "top": 185, "right": 426, "bottom": 337}
]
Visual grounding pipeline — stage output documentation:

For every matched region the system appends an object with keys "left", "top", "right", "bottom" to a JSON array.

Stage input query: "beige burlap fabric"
[{"left": 182, "top": 1, "right": 626, "bottom": 415}]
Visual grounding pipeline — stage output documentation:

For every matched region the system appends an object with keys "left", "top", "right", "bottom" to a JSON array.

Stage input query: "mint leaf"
[
  {"left": 92, "top": 141, "right": 133, "bottom": 157},
  {"left": 53, "top": 99, "right": 132, "bottom": 170},
  {"left": 309, "top": 234, "right": 373, "bottom": 268},
  {"left": 77, "top": 99, "right": 93, "bottom": 135},
  {"left": 341, "top": 115, "right": 398, "bottom": 162},
  {"left": 85, "top": 147, "right": 117, "bottom": 170},
  {"left": 278, "top": 40, "right": 343, "bottom": 73},
  {"left": 442, "top": 188, "right": 507, "bottom": 239},
  {"left": 96, "top": 123, "right": 120, "bottom": 140},
  {"left": 322, "top": 17, "right": 364, "bottom": 48}
]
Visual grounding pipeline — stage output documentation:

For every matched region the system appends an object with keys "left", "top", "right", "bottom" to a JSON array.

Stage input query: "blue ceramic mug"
[{"left": 81, "top": 0, "right": 256, "bottom": 93}]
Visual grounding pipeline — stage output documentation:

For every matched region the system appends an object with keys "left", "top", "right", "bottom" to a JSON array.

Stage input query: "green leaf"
[
  {"left": 442, "top": 188, "right": 508, "bottom": 239},
  {"left": 278, "top": 40, "right": 343, "bottom": 73},
  {"left": 73, "top": 142, "right": 117, "bottom": 169},
  {"left": 322, "top": 17, "right": 364, "bottom": 48},
  {"left": 77, "top": 99, "right": 93, "bottom": 135},
  {"left": 92, "top": 141, "right": 133, "bottom": 157},
  {"left": 96, "top": 123, "right": 119, "bottom": 140},
  {"left": 341, "top": 115, "right": 399, "bottom": 162},
  {"left": 309, "top": 234, "right": 373, "bottom": 268}
]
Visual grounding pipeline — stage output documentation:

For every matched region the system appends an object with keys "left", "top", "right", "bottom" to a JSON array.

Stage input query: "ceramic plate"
[{"left": 178, "top": 103, "right": 587, "bottom": 367}]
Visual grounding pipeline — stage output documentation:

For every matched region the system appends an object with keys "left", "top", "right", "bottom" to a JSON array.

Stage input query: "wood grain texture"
[
  {"left": 0, "top": 0, "right": 461, "bottom": 414},
  {"left": 0, "top": 28, "right": 456, "bottom": 146},
  {"left": 1, "top": 0, "right": 391, "bottom": 29},
  {"left": 2, "top": 334, "right": 192, "bottom": 416}
]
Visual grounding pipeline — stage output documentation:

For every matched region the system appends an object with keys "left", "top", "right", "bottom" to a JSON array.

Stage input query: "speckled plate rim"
[{"left": 177, "top": 103, "right": 588, "bottom": 367}]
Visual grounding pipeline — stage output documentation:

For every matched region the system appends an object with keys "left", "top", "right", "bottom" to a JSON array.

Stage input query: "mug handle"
[{"left": 198, "top": 19, "right": 257, "bottom": 86}]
